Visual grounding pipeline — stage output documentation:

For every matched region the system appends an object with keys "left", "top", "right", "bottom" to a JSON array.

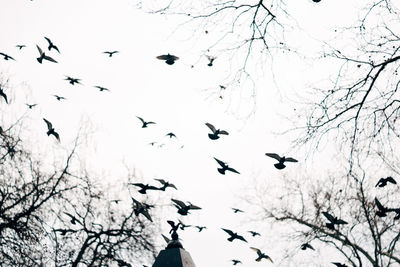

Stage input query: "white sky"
[{"left": 0, "top": 0, "right": 366, "bottom": 266}]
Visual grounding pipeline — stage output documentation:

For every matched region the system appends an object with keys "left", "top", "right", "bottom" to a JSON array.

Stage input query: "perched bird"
[
  {"left": 376, "top": 176, "right": 397, "bottom": 187},
  {"left": 156, "top": 53, "right": 179, "bottom": 65},
  {"left": 16, "top": 45, "right": 26, "bottom": 50},
  {"left": 231, "top": 260, "right": 242, "bottom": 265},
  {"left": 26, "top": 103, "right": 37, "bottom": 109},
  {"left": 248, "top": 231, "right": 261, "bottom": 237},
  {"left": 43, "top": 118, "right": 60, "bottom": 142},
  {"left": 129, "top": 183, "right": 159, "bottom": 194},
  {"left": 53, "top": 95, "right": 66, "bottom": 101},
  {"left": 195, "top": 226, "right": 207, "bottom": 232},
  {"left": 214, "top": 157, "right": 240, "bottom": 175},
  {"left": 300, "top": 242, "right": 315, "bottom": 250},
  {"left": 65, "top": 76, "right": 81, "bottom": 85},
  {"left": 136, "top": 116, "right": 156, "bottom": 128},
  {"left": 232, "top": 208, "right": 244, "bottom": 213},
  {"left": 331, "top": 263, "right": 348, "bottom": 267},
  {"left": 0, "top": 87, "right": 8, "bottom": 104},
  {"left": 171, "top": 198, "right": 201, "bottom": 216},
  {"left": 322, "top": 211, "right": 348, "bottom": 230},
  {"left": 221, "top": 228, "right": 247, "bottom": 243},
  {"left": 131, "top": 197, "right": 153, "bottom": 222},
  {"left": 64, "top": 212, "right": 80, "bottom": 225},
  {"left": 250, "top": 247, "right": 273, "bottom": 262},
  {"left": 44, "top": 37, "right": 60, "bottom": 53},
  {"left": 94, "top": 86, "right": 110, "bottom": 92},
  {"left": 206, "top": 55, "right": 216, "bottom": 66},
  {"left": 36, "top": 45, "right": 57, "bottom": 63},
  {"left": 0, "top": 52, "right": 15, "bottom": 61},
  {"left": 166, "top": 132, "right": 177, "bottom": 138},
  {"left": 265, "top": 153, "right": 298, "bottom": 169},
  {"left": 154, "top": 179, "right": 177, "bottom": 191},
  {"left": 205, "top": 123, "right": 229, "bottom": 140},
  {"left": 103, "top": 51, "right": 119, "bottom": 57},
  {"left": 375, "top": 198, "right": 390, "bottom": 217}
]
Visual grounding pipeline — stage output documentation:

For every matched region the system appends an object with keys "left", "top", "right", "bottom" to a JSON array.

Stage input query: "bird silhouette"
[
  {"left": 65, "top": 76, "right": 81, "bottom": 85},
  {"left": 265, "top": 153, "right": 298, "bottom": 169},
  {"left": 232, "top": 208, "right": 244, "bottom": 213},
  {"left": 26, "top": 103, "right": 37, "bottom": 109},
  {"left": 331, "top": 263, "right": 348, "bottom": 267},
  {"left": 53, "top": 95, "right": 66, "bottom": 101},
  {"left": 0, "top": 52, "right": 15, "bottom": 61},
  {"left": 205, "top": 123, "right": 229, "bottom": 140},
  {"left": 43, "top": 118, "right": 60, "bottom": 142},
  {"left": 322, "top": 211, "right": 348, "bottom": 230},
  {"left": 221, "top": 228, "right": 247, "bottom": 242},
  {"left": 375, "top": 198, "right": 390, "bottom": 217},
  {"left": 131, "top": 197, "right": 153, "bottom": 222},
  {"left": 231, "top": 259, "right": 242, "bottom": 265},
  {"left": 129, "top": 183, "right": 159, "bottom": 194},
  {"left": 206, "top": 55, "right": 216, "bottom": 66},
  {"left": 248, "top": 231, "right": 261, "bottom": 237},
  {"left": 300, "top": 242, "right": 315, "bottom": 250},
  {"left": 157, "top": 53, "right": 179, "bottom": 65},
  {"left": 94, "top": 86, "right": 110, "bottom": 92},
  {"left": 214, "top": 157, "right": 240, "bottom": 175},
  {"left": 195, "top": 226, "right": 207, "bottom": 232},
  {"left": 136, "top": 116, "right": 155, "bottom": 128},
  {"left": 171, "top": 198, "right": 201, "bottom": 216},
  {"left": 178, "top": 219, "right": 192, "bottom": 230},
  {"left": 0, "top": 87, "right": 8, "bottom": 104},
  {"left": 312, "top": 0, "right": 322, "bottom": 2},
  {"left": 16, "top": 45, "right": 26, "bottom": 50},
  {"left": 376, "top": 176, "right": 397, "bottom": 187},
  {"left": 64, "top": 212, "right": 80, "bottom": 225},
  {"left": 166, "top": 132, "right": 177, "bottom": 138},
  {"left": 154, "top": 179, "right": 177, "bottom": 191},
  {"left": 36, "top": 45, "right": 57, "bottom": 63},
  {"left": 44, "top": 37, "right": 60, "bottom": 53},
  {"left": 103, "top": 51, "right": 119, "bottom": 57},
  {"left": 250, "top": 247, "right": 273, "bottom": 262}
]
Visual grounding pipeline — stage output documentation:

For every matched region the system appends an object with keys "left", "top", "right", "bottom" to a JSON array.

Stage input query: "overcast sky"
[{"left": 0, "top": 0, "right": 363, "bottom": 266}]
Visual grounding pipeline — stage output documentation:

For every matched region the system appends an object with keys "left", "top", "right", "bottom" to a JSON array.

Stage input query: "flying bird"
[
  {"left": 16, "top": 45, "right": 26, "bottom": 50},
  {"left": 250, "top": 247, "right": 273, "bottom": 262},
  {"left": 214, "top": 157, "right": 240, "bottom": 175},
  {"left": 26, "top": 103, "right": 37, "bottom": 109},
  {"left": 248, "top": 231, "right": 261, "bottom": 237},
  {"left": 65, "top": 76, "right": 81, "bottom": 85},
  {"left": 103, "top": 51, "right": 119, "bottom": 57},
  {"left": 156, "top": 53, "right": 179, "bottom": 65},
  {"left": 36, "top": 45, "right": 57, "bottom": 63},
  {"left": 136, "top": 116, "right": 155, "bottom": 128},
  {"left": 206, "top": 55, "right": 216, "bottom": 66},
  {"left": 265, "top": 153, "right": 298, "bottom": 169},
  {"left": 221, "top": 228, "right": 247, "bottom": 243},
  {"left": 129, "top": 183, "right": 159, "bottom": 194},
  {"left": 0, "top": 52, "right": 15, "bottom": 61},
  {"left": 205, "top": 123, "right": 229, "bottom": 140},
  {"left": 94, "top": 86, "right": 110, "bottom": 92},
  {"left": 300, "top": 242, "right": 315, "bottom": 250},
  {"left": 178, "top": 219, "right": 192, "bottom": 230},
  {"left": 232, "top": 208, "right": 244, "bottom": 213},
  {"left": 43, "top": 118, "right": 60, "bottom": 142},
  {"left": 131, "top": 197, "right": 153, "bottom": 222},
  {"left": 375, "top": 197, "right": 390, "bottom": 217},
  {"left": 166, "top": 132, "right": 177, "bottom": 138},
  {"left": 0, "top": 87, "right": 8, "bottom": 104},
  {"left": 44, "top": 37, "right": 60, "bottom": 53},
  {"left": 171, "top": 198, "right": 201, "bottom": 216},
  {"left": 154, "top": 179, "right": 177, "bottom": 191},
  {"left": 376, "top": 176, "right": 397, "bottom": 187},
  {"left": 195, "top": 226, "right": 207, "bottom": 232},
  {"left": 322, "top": 211, "right": 348, "bottom": 230},
  {"left": 53, "top": 95, "right": 66, "bottom": 101},
  {"left": 231, "top": 260, "right": 242, "bottom": 265}
]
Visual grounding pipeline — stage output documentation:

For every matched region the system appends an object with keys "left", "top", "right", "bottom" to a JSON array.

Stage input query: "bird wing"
[
  {"left": 375, "top": 178, "right": 384, "bottom": 187},
  {"left": 147, "top": 185, "right": 160, "bottom": 190},
  {"left": 322, "top": 211, "right": 335, "bottom": 223},
  {"left": 131, "top": 197, "right": 141, "bottom": 207},
  {"left": 227, "top": 167, "right": 240, "bottom": 174},
  {"left": 375, "top": 197, "right": 386, "bottom": 211},
  {"left": 154, "top": 179, "right": 166, "bottom": 185},
  {"left": 43, "top": 55, "right": 58, "bottom": 63},
  {"left": 0, "top": 91, "right": 8, "bottom": 104},
  {"left": 188, "top": 204, "right": 201, "bottom": 210},
  {"left": 205, "top": 123, "right": 217, "bottom": 133},
  {"left": 44, "top": 37, "right": 52, "bottom": 45},
  {"left": 130, "top": 183, "right": 145, "bottom": 189},
  {"left": 168, "top": 183, "right": 178, "bottom": 190},
  {"left": 284, "top": 157, "right": 298, "bottom": 162},
  {"left": 136, "top": 116, "right": 145, "bottom": 123},
  {"left": 36, "top": 45, "right": 43, "bottom": 55},
  {"left": 52, "top": 131, "right": 60, "bottom": 142},
  {"left": 219, "top": 130, "right": 229, "bottom": 135},
  {"left": 214, "top": 157, "right": 226, "bottom": 167},
  {"left": 236, "top": 235, "right": 247, "bottom": 242},
  {"left": 156, "top": 55, "right": 169, "bottom": 60},
  {"left": 387, "top": 176, "right": 397, "bottom": 184},
  {"left": 8, "top": 55, "right": 15, "bottom": 61},
  {"left": 53, "top": 45, "right": 60, "bottom": 53},
  {"left": 171, "top": 198, "right": 186, "bottom": 208},
  {"left": 250, "top": 247, "right": 261, "bottom": 254},
  {"left": 265, "top": 153, "right": 282, "bottom": 161},
  {"left": 43, "top": 118, "right": 52, "bottom": 130},
  {"left": 222, "top": 228, "right": 234, "bottom": 236},
  {"left": 336, "top": 219, "right": 348, "bottom": 225},
  {"left": 0, "top": 52, "right": 5, "bottom": 57},
  {"left": 140, "top": 209, "right": 153, "bottom": 222}
]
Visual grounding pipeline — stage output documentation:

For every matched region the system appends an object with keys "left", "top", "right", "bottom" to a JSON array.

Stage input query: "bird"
[
  {"left": 214, "top": 157, "right": 240, "bottom": 175},
  {"left": 129, "top": 183, "right": 159, "bottom": 194},
  {"left": 0, "top": 87, "right": 8, "bottom": 104},
  {"left": 103, "top": 51, "right": 119, "bottom": 57},
  {"left": 26, "top": 103, "right": 37, "bottom": 109},
  {"left": 205, "top": 123, "right": 229, "bottom": 140},
  {"left": 322, "top": 211, "right": 348, "bottom": 230},
  {"left": 206, "top": 55, "right": 216, "bottom": 66},
  {"left": 331, "top": 263, "right": 348, "bottom": 267},
  {"left": 154, "top": 179, "right": 177, "bottom": 191},
  {"left": 195, "top": 226, "right": 207, "bottom": 232},
  {"left": 65, "top": 76, "right": 81, "bottom": 85},
  {"left": 248, "top": 231, "right": 261, "bottom": 237},
  {"left": 36, "top": 45, "right": 57, "bottom": 63},
  {"left": 0, "top": 52, "right": 15, "bottom": 61},
  {"left": 300, "top": 242, "right": 315, "bottom": 250},
  {"left": 16, "top": 45, "right": 26, "bottom": 50},
  {"left": 265, "top": 153, "right": 298, "bottom": 169},
  {"left": 166, "top": 132, "right": 177, "bottom": 138},
  {"left": 64, "top": 212, "right": 80, "bottom": 225},
  {"left": 136, "top": 116, "right": 156, "bottom": 128},
  {"left": 232, "top": 208, "right": 244, "bottom": 213},
  {"left": 44, "top": 37, "right": 60, "bottom": 53},
  {"left": 312, "top": 0, "right": 322, "bottom": 2},
  {"left": 221, "top": 228, "right": 247, "bottom": 243},
  {"left": 156, "top": 53, "right": 179, "bottom": 65},
  {"left": 53, "top": 95, "right": 66, "bottom": 101},
  {"left": 375, "top": 198, "right": 390, "bottom": 217},
  {"left": 250, "top": 247, "right": 273, "bottom": 262},
  {"left": 43, "top": 118, "right": 60, "bottom": 142},
  {"left": 171, "top": 198, "right": 201, "bottom": 216},
  {"left": 231, "top": 259, "right": 242, "bottom": 265},
  {"left": 376, "top": 176, "right": 397, "bottom": 187},
  {"left": 94, "top": 86, "right": 110, "bottom": 92},
  {"left": 148, "top": 142, "right": 157, "bottom": 146},
  {"left": 178, "top": 219, "right": 192, "bottom": 230},
  {"left": 131, "top": 197, "right": 153, "bottom": 222}
]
